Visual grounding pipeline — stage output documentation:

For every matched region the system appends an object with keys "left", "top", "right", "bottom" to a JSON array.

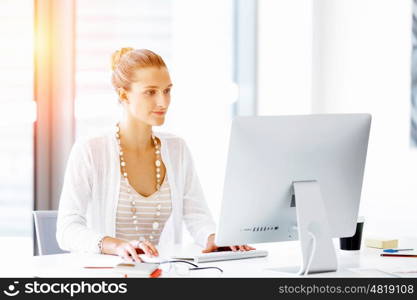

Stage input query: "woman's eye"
[
  {"left": 164, "top": 89, "right": 171, "bottom": 94},
  {"left": 145, "top": 90, "right": 156, "bottom": 95}
]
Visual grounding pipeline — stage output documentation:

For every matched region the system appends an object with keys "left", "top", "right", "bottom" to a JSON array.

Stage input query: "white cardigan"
[{"left": 56, "top": 129, "right": 217, "bottom": 254}]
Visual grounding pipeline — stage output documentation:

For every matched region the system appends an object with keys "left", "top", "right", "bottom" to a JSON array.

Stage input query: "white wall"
[
  {"left": 258, "top": 0, "right": 313, "bottom": 115},
  {"left": 312, "top": 0, "right": 416, "bottom": 238}
]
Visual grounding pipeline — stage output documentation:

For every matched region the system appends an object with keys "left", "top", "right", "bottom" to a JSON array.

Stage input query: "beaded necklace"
[{"left": 115, "top": 123, "right": 162, "bottom": 242}]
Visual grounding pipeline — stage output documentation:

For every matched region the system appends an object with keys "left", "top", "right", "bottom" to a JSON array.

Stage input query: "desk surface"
[{"left": 2, "top": 239, "right": 417, "bottom": 278}]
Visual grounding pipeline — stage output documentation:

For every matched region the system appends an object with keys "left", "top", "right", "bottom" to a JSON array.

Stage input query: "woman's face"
[{"left": 121, "top": 67, "right": 172, "bottom": 126}]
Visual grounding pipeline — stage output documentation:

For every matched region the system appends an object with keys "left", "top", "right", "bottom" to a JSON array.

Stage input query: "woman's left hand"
[{"left": 202, "top": 233, "right": 256, "bottom": 253}]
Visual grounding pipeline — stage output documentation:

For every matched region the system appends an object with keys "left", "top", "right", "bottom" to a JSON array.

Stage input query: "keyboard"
[
  {"left": 138, "top": 250, "right": 268, "bottom": 264},
  {"left": 190, "top": 250, "right": 268, "bottom": 263}
]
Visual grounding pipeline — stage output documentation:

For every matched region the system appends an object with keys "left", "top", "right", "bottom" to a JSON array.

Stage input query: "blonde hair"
[{"left": 111, "top": 48, "right": 167, "bottom": 93}]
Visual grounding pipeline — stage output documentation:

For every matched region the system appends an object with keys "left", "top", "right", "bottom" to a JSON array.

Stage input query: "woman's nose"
[{"left": 156, "top": 92, "right": 168, "bottom": 107}]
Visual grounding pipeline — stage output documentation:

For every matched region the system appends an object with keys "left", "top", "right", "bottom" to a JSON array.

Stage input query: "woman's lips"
[{"left": 153, "top": 111, "right": 165, "bottom": 116}]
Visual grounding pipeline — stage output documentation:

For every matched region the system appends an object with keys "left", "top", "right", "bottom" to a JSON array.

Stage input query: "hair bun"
[{"left": 111, "top": 47, "right": 134, "bottom": 71}]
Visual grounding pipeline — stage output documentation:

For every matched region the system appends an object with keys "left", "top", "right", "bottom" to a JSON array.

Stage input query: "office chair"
[{"left": 32, "top": 210, "right": 68, "bottom": 255}]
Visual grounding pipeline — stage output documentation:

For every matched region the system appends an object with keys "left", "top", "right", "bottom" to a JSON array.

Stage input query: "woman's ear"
[{"left": 118, "top": 88, "right": 129, "bottom": 103}]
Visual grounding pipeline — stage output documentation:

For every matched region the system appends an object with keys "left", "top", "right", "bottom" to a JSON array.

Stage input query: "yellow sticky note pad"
[{"left": 365, "top": 238, "right": 398, "bottom": 249}]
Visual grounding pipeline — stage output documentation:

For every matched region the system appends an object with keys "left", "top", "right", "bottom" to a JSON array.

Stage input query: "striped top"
[{"left": 115, "top": 174, "right": 172, "bottom": 245}]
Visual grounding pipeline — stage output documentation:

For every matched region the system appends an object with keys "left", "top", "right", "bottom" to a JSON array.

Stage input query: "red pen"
[
  {"left": 380, "top": 254, "right": 417, "bottom": 258},
  {"left": 150, "top": 268, "right": 162, "bottom": 278}
]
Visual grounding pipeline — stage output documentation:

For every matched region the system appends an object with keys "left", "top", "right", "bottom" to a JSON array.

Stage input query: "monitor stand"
[{"left": 270, "top": 180, "right": 338, "bottom": 275}]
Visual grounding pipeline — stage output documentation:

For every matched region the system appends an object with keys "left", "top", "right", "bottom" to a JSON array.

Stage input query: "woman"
[{"left": 56, "top": 48, "right": 254, "bottom": 262}]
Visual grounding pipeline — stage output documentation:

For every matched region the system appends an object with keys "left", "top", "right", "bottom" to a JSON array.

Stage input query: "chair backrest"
[{"left": 32, "top": 210, "right": 68, "bottom": 255}]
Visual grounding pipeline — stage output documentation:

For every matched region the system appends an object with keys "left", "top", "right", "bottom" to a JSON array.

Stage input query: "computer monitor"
[{"left": 215, "top": 114, "right": 371, "bottom": 275}]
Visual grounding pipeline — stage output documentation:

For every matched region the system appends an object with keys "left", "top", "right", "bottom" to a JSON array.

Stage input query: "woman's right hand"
[
  {"left": 101, "top": 236, "right": 159, "bottom": 262},
  {"left": 114, "top": 239, "right": 159, "bottom": 262}
]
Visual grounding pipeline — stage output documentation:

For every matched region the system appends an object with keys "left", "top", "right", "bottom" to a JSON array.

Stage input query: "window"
[
  {"left": 75, "top": 0, "right": 173, "bottom": 137},
  {"left": 0, "top": 0, "right": 34, "bottom": 256}
]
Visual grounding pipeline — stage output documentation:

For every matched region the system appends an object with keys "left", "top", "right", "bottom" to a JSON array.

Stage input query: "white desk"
[{"left": 1, "top": 239, "right": 417, "bottom": 278}]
